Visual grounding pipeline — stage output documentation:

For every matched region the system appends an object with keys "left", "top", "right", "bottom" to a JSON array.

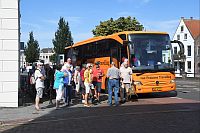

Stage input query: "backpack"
[
  {"left": 30, "top": 74, "right": 36, "bottom": 84},
  {"left": 29, "top": 69, "right": 40, "bottom": 84}
]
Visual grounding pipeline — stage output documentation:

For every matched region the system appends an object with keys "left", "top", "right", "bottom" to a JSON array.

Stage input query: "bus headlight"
[
  {"left": 134, "top": 81, "right": 143, "bottom": 86},
  {"left": 170, "top": 79, "right": 175, "bottom": 83}
]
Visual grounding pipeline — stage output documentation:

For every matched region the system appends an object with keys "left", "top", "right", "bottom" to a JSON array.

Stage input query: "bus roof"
[{"left": 65, "top": 31, "right": 168, "bottom": 49}]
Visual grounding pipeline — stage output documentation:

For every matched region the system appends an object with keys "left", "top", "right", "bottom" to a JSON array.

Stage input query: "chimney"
[
  {"left": 181, "top": 17, "right": 184, "bottom": 19},
  {"left": 190, "top": 17, "right": 193, "bottom": 20}
]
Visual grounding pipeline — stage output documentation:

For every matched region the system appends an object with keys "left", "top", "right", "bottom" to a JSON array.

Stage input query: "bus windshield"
[{"left": 128, "top": 34, "right": 174, "bottom": 72}]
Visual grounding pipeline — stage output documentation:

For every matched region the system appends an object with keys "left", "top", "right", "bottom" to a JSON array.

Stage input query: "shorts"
[
  {"left": 122, "top": 83, "right": 131, "bottom": 93},
  {"left": 84, "top": 82, "right": 91, "bottom": 94},
  {"left": 36, "top": 87, "right": 43, "bottom": 98},
  {"left": 75, "top": 82, "right": 80, "bottom": 92},
  {"left": 92, "top": 81, "right": 97, "bottom": 87},
  {"left": 96, "top": 82, "right": 102, "bottom": 93}
]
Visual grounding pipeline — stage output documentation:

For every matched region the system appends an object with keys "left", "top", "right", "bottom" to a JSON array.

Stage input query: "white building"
[
  {"left": 172, "top": 17, "right": 200, "bottom": 77},
  {"left": 0, "top": 0, "right": 20, "bottom": 107},
  {"left": 39, "top": 48, "right": 54, "bottom": 64}
]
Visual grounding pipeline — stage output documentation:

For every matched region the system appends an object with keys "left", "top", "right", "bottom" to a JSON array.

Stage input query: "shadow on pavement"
[{"left": 1, "top": 99, "right": 200, "bottom": 133}]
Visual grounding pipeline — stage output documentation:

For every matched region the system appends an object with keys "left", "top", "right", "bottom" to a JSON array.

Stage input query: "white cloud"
[
  {"left": 21, "top": 22, "right": 41, "bottom": 30},
  {"left": 143, "top": 19, "right": 179, "bottom": 38},
  {"left": 43, "top": 19, "right": 58, "bottom": 25},
  {"left": 21, "top": 30, "right": 55, "bottom": 48},
  {"left": 43, "top": 16, "right": 82, "bottom": 26},
  {"left": 64, "top": 16, "right": 82, "bottom": 24}
]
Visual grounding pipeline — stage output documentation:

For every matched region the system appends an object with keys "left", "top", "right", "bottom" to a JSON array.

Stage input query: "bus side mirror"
[{"left": 171, "top": 40, "right": 186, "bottom": 61}]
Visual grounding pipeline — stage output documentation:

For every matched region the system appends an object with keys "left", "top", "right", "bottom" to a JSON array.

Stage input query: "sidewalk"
[
  {"left": 0, "top": 100, "right": 57, "bottom": 125},
  {"left": 0, "top": 95, "right": 109, "bottom": 126}
]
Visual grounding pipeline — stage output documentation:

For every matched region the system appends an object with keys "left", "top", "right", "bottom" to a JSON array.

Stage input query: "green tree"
[
  {"left": 24, "top": 32, "right": 40, "bottom": 63},
  {"left": 52, "top": 17, "right": 73, "bottom": 54},
  {"left": 92, "top": 16, "right": 144, "bottom": 36},
  {"left": 49, "top": 54, "right": 56, "bottom": 63}
]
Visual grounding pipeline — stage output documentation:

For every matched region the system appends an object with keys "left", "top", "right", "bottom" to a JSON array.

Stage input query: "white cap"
[
  {"left": 37, "top": 62, "right": 43, "bottom": 65},
  {"left": 67, "top": 58, "right": 71, "bottom": 61},
  {"left": 86, "top": 63, "right": 91, "bottom": 68},
  {"left": 124, "top": 58, "right": 128, "bottom": 62},
  {"left": 124, "top": 61, "right": 128, "bottom": 65},
  {"left": 75, "top": 66, "right": 80, "bottom": 69}
]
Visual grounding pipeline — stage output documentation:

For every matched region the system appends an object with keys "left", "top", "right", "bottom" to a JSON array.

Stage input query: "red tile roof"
[{"left": 184, "top": 19, "right": 200, "bottom": 39}]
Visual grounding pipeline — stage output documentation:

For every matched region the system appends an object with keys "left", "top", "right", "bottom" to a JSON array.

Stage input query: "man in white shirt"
[
  {"left": 35, "top": 62, "right": 46, "bottom": 111},
  {"left": 62, "top": 58, "right": 73, "bottom": 72},
  {"left": 120, "top": 62, "right": 132, "bottom": 103}
]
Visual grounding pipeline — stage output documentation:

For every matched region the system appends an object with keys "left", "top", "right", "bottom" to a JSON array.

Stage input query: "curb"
[{"left": 0, "top": 118, "right": 34, "bottom": 126}]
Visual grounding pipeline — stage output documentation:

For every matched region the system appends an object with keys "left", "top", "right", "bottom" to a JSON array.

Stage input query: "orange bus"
[{"left": 65, "top": 31, "right": 183, "bottom": 95}]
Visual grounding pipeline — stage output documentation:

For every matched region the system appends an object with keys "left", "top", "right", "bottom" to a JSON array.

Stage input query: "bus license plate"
[{"left": 152, "top": 87, "right": 162, "bottom": 91}]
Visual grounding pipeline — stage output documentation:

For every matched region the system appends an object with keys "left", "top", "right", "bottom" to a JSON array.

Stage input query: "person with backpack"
[{"left": 34, "top": 62, "right": 46, "bottom": 111}]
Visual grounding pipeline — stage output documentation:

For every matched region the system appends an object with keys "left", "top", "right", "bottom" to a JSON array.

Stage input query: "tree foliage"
[
  {"left": 52, "top": 17, "right": 73, "bottom": 54},
  {"left": 49, "top": 54, "right": 56, "bottom": 63},
  {"left": 24, "top": 32, "right": 40, "bottom": 63},
  {"left": 92, "top": 16, "right": 144, "bottom": 36}
]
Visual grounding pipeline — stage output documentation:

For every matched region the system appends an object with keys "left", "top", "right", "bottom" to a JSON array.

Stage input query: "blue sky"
[{"left": 20, "top": 0, "right": 199, "bottom": 48}]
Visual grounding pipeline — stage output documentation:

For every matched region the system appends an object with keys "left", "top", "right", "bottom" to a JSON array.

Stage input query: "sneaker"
[
  {"left": 108, "top": 104, "right": 112, "bottom": 106},
  {"left": 84, "top": 104, "right": 91, "bottom": 107},
  {"left": 56, "top": 107, "right": 61, "bottom": 110},
  {"left": 114, "top": 104, "right": 119, "bottom": 107},
  {"left": 82, "top": 100, "right": 85, "bottom": 103}
]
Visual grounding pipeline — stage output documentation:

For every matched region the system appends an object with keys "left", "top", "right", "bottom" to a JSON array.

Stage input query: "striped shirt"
[{"left": 107, "top": 66, "right": 120, "bottom": 79}]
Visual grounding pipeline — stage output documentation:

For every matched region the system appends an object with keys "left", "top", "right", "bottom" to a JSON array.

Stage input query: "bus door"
[{"left": 111, "top": 47, "right": 119, "bottom": 68}]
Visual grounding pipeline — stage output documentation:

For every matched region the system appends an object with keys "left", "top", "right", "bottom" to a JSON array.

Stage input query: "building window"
[
  {"left": 174, "top": 62, "right": 177, "bottom": 71},
  {"left": 197, "top": 46, "right": 200, "bottom": 56},
  {"left": 177, "top": 35, "right": 180, "bottom": 40},
  {"left": 181, "top": 26, "right": 184, "bottom": 32},
  {"left": 187, "top": 45, "right": 191, "bottom": 56},
  {"left": 46, "top": 56, "right": 48, "bottom": 59},
  {"left": 184, "top": 34, "right": 187, "bottom": 40},
  {"left": 43, "top": 56, "right": 45, "bottom": 59},
  {"left": 174, "top": 47, "right": 177, "bottom": 54},
  {"left": 187, "top": 61, "right": 191, "bottom": 72}
]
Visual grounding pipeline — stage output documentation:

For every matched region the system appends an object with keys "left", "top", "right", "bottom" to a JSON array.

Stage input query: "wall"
[
  {"left": 194, "top": 36, "right": 200, "bottom": 77},
  {"left": 172, "top": 19, "right": 195, "bottom": 77},
  {"left": 0, "top": 0, "right": 19, "bottom": 107}
]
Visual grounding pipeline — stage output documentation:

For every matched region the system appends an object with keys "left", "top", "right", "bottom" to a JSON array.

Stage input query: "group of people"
[
  {"left": 107, "top": 60, "right": 133, "bottom": 106},
  {"left": 33, "top": 57, "right": 134, "bottom": 110}
]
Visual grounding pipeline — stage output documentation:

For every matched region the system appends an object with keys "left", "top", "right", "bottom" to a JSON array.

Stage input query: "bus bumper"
[{"left": 135, "top": 83, "right": 176, "bottom": 94}]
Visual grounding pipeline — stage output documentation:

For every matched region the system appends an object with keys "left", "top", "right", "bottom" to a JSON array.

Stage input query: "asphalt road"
[
  {"left": 0, "top": 78, "right": 199, "bottom": 133},
  {"left": 176, "top": 78, "right": 200, "bottom": 101}
]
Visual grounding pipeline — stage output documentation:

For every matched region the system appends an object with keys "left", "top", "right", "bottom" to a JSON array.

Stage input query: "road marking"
[
  {"left": 170, "top": 97, "right": 183, "bottom": 99},
  {"left": 176, "top": 88, "right": 184, "bottom": 90},
  {"left": 193, "top": 88, "right": 200, "bottom": 91},
  {"left": 182, "top": 91, "right": 191, "bottom": 93},
  {"left": 177, "top": 87, "right": 200, "bottom": 91},
  {"left": 177, "top": 85, "right": 197, "bottom": 88}
]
